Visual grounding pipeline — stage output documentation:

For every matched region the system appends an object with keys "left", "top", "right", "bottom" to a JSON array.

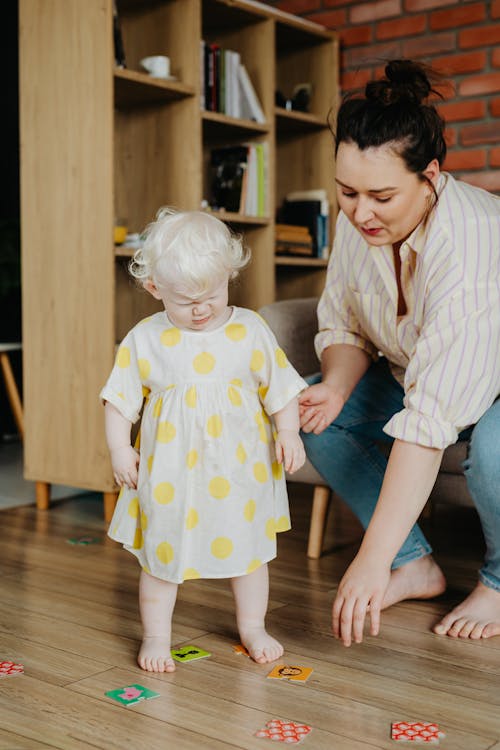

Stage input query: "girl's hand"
[
  {"left": 275, "top": 429, "right": 306, "bottom": 474},
  {"left": 110, "top": 445, "right": 140, "bottom": 489},
  {"left": 332, "top": 554, "right": 390, "bottom": 646},
  {"left": 299, "top": 382, "right": 345, "bottom": 434}
]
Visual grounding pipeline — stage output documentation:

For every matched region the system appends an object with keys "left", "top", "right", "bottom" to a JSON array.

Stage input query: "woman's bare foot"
[
  {"left": 239, "top": 626, "right": 284, "bottom": 664},
  {"left": 433, "top": 582, "right": 500, "bottom": 639},
  {"left": 382, "top": 554, "right": 447, "bottom": 610},
  {"left": 138, "top": 636, "right": 176, "bottom": 672}
]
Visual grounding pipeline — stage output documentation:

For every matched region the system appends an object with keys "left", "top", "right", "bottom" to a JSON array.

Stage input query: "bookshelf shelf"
[
  {"left": 275, "top": 107, "right": 329, "bottom": 134},
  {"left": 275, "top": 256, "right": 329, "bottom": 267},
  {"left": 114, "top": 69, "right": 196, "bottom": 107},
  {"left": 202, "top": 111, "right": 270, "bottom": 136}
]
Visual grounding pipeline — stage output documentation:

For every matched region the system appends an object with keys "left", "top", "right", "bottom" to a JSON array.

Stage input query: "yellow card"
[{"left": 266, "top": 664, "right": 313, "bottom": 682}]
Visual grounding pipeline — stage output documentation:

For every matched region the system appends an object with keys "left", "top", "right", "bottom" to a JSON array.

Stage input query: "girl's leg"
[
  {"left": 138, "top": 569, "right": 178, "bottom": 672},
  {"left": 434, "top": 399, "right": 500, "bottom": 639},
  {"left": 230, "top": 564, "right": 283, "bottom": 664}
]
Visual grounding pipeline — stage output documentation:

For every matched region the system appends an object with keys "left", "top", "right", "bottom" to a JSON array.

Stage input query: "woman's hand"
[
  {"left": 275, "top": 429, "right": 306, "bottom": 474},
  {"left": 299, "top": 382, "right": 345, "bottom": 434},
  {"left": 332, "top": 554, "right": 390, "bottom": 646},
  {"left": 110, "top": 445, "right": 140, "bottom": 489}
]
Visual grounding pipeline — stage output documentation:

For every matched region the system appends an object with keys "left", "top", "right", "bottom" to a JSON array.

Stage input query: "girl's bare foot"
[
  {"left": 382, "top": 554, "right": 446, "bottom": 610},
  {"left": 433, "top": 582, "right": 500, "bottom": 639},
  {"left": 138, "top": 636, "right": 176, "bottom": 672},
  {"left": 239, "top": 626, "right": 284, "bottom": 664}
]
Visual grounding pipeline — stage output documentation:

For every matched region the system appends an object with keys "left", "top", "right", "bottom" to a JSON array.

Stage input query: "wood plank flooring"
[{"left": 0, "top": 485, "right": 498, "bottom": 749}]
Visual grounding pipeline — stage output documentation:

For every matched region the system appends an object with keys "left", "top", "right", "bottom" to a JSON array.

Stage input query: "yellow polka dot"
[
  {"left": 141, "top": 562, "right": 151, "bottom": 574},
  {"left": 207, "top": 414, "right": 223, "bottom": 438},
  {"left": 193, "top": 351, "right": 215, "bottom": 374},
  {"left": 156, "top": 541, "right": 174, "bottom": 564},
  {"left": 247, "top": 559, "right": 262, "bottom": 574},
  {"left": 209, "top": 476, "right": 231, "bottom": 499},
  {"left": 231, "top": 378, "right": 242, "bottom": 387},
  {"left": 272, "top": 461, "right": 283, "bottom": 480},
  {"left": 132, "top": 527, "right": 143, "bottom": 549},
  {"left": 236, "top": 442, "right": 247, "bottom": 464},
  {"left": 185, "top": 385, "right": 197, "bottom": 408},
  {"left": 275, "top": 515, "right": 290, "bottom": 532},
  {"left": 161, "top": 327, "right": 181, "bottom": 347},
  {"left": 253, "top": 462, "right": 268, "bottom": 483},
  {"left": 153, "top": 482, "right": 175, "bottom": 505},
  {"left": 261, "top": 410, "right": 270, "bottom": 425},
  {"left": 258, "top": 424, "right": 269, "bottom": 444},
  {"left": 128, "top": 497, "right": 139, "bottom": 518},
  {"left": 228, "top": 385, "right": 242, "bottom": 406},
  {"left": 244, "top": 499, "right": 256, "bottom": 521},
  {"left": 250, "top": 349, "right": 265, "bottom": 371},
  {"left": 147, "top": 455, "right": 153, "bottom": 474},
  {"left": 186, "top": 449, "right": 198, "bottom": 469},
  {"left": 141, "top": 511, "right": 148, "bottom": 530},
  {"left": 225, "top": 323, "right": 247, "bottom": 341},
  {"left": 258, "top": 384, "right": 269, "bottom": 401},
  {"left": 276, "top": 348, "right": 288, "bottom": 368},
  {"left": 152, "top": 398, "right": 163, "bottom": 418},
  {"left": 211, "top": 537, "right": 233, "bottom": 559},
  {"left": 265, "top": 518, "right": 276, "bottom": 540},
  {"left": 157, "top": 421, "right": 176, "bottom": 443},
  {"left": 116, "top": 346, "right": 131, "bottom": 368},
  {"left": 185, "top": 508, "right": 199, "bottom": 530},
  {"left": 183, "top": 568, "right": 201, "bottom": 580},
  {"left": 254, "top": 411, "right": 263, "bottom": 425},
  {"left": 117, "top": 392, "right": 125, "bottom": 400},
  {"left": 138, "top": 358, "right": 151, "bottom": 380}
]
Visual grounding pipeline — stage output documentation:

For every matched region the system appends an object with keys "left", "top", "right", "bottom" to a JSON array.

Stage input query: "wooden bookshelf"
[{"left": 19, "top": 0, "right": 338, "bottom": 508}]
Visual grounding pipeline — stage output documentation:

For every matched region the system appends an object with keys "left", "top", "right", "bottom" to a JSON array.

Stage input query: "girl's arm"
[
  {"left": 104, "top": 401, "right": 140, "bottom": 489},
  {"left": 273, "top": 397, "right": 305, "bottom": 474},
  {"left": 333, "top": 439, "right": 443, "bottom": 646}
]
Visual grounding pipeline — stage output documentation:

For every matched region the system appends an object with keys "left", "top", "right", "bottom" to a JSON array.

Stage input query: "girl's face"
[
  {"left": 335, "top": 142, "right": 439, "bottom": 247},
  {"left": 146, "top": 274, "right": 231, "bottom": 332}
]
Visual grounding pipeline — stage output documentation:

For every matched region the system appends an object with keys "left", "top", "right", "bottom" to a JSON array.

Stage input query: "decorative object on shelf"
[
  {"left": 113, "top": 218, "right": 128, "bottom": 245},
  {"left": 275, "top": 83, "right": 312, "bottom": 113},
  {"left": 210, "top": 142, "right": 268, "bottom": 216},
  {"left": 140, "top": 55, "right": 171, "bottom": 79},
  {"left": 113, "top": 1, "right": 126, "bottom": 69},
  {"left": 281, "top": 189, "right": 329, "bottom": 259}
]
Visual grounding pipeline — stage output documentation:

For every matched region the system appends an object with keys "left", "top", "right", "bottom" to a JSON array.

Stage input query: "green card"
[
  {"left": 171, "top": 645, "right": 211, "bottom": 663},
  {"left": 105, "top": 683, "right": 160, "bottom": 706}
]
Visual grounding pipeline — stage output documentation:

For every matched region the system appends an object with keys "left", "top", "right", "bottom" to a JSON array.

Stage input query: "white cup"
[{"left": 140, "top": 55, "right": 170, "bottom": 79}]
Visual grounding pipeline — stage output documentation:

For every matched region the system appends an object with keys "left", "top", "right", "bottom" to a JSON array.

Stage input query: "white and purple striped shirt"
[{"left": 316, "top": 172, "right": 500, "bottom": 448}]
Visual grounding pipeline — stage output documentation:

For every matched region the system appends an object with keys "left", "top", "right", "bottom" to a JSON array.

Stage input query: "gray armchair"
[{"left": 259, "top": 297, "right": 473, "bottom": 558}]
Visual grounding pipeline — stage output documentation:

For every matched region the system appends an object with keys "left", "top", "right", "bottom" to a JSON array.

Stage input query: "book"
[
  {"left": 238, "top": 64, "right": 265, "bottom": 123},
  {"left": 282, "top": 196, "right": 330, "bottom": 258},
  {"left": 113, "top": 1, "right": 126, "bottom": 69},
  {"left": 275, "top": 223, "right": 313, "bottom": 256}
]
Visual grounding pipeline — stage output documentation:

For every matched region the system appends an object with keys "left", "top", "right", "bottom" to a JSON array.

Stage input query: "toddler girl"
[{"left": 101, "top": 208, "right": 306, "bottom": 672}]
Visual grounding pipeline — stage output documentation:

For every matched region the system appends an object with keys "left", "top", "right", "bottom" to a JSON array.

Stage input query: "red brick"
[
  {"left": 443, "top": 149, "right": 487, "bottom": 171},
  {"left": 492, "top": 0, "right": 500, "bottom": 19},
  {"left": 404, "top": 0, "right": 455, "bottom": 10},
  {"left": 324, "top": 0, "right": 360, "bottom": 6},
  {"left": 490, "top": 97, "right": 500, "bottom": 117},
  {"left": 349, "top": 0, "right": 401, "bottom": 24},
  {"left": 461, "top": 122, "right": 500, "bottom": 146},
  {"left": 276, "top": 0, "right": 321, "bottom": 12},
  {"left": 377, "top": 14, "right": 427, "bottom": 40},
  {"left": 402, "top": 31, "right": 456, "bottom": 58},
  {"left": 430, "top": 3, "right": 485, "bottom": 31},
  {"left": 459, "top": 72, "right": 500, "bottom": 97},
  {"left": 438, "top": 99, "right": 486, "bottom": 122},
  {"left": 432, "top": 51, "right": 487, "bottom": 75},
  {"left": 341, "top": 68, "right": 373, "bottom": 92},
  {"left": 340, "top": 25, "right": 373, "bottom": 47},
  {"left": 345, "top": 40, "right": 402, "bottom": 68},
  {"left": 458, "top": 171, "right": 500, "bottom": 193},
  {"left": 490, "top": 147, "right": 500, "bottom": 167},
  {"left": 307, "top": 8, "right": 347, "bottom": 27},
  {"left": 493, "top": 48, "right": 500, "bottom": 68},
  {"left": 459, "top": 25, "right": 500, "bottom": 49},
  {"left": 445, "top": 127, "right": 457, "bottom": 147}
]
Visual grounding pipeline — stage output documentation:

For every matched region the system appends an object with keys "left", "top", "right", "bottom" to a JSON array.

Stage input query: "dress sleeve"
[
  {"left": 315, "top": 215, "right": 379, "bottom": 361},
  {"left": 99, "top": 329, "right": 145, "bottom": 424},
  {"left": 250, "top": 315, "right": 308, "bottom": 416},
  {"left": 384, "top": 285, "right": 500, "bottom": 448}
]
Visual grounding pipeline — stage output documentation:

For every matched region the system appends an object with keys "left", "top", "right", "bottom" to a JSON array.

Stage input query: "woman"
[{"left": 299, "top": 59, "right": 500, "bottom": 646}]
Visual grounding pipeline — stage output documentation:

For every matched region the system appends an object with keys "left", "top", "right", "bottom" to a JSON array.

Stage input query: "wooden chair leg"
[
  {"left": 307, "top": 485, "right": 332, "bottom": 559},
  {"left": 103, "top": 491, "right": 118, "bottom": 524},
  {"left": 0, "top": 352, "right": 24, "bottom": 438},
  {"left": 35, "top": 481, "right": 51, "bottom": 510}
]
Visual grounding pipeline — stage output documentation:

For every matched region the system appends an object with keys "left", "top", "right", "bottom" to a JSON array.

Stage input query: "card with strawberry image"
[
  {"left": 391, "top": 721, "right": 446, "bottom": 743},
  {"left": 0, "top": 661, "right": 24, "bottom": 677},
  {"left": 255, "top": 719, "right": 312, "bottom": 744},
  {"left": 105, "top": 684, "right": 160, "bottom": 706}
]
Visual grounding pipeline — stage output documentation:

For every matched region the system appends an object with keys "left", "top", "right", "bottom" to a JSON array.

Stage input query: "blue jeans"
[{"left": 302, "top": 359, "right": 500, "bottom": 592}]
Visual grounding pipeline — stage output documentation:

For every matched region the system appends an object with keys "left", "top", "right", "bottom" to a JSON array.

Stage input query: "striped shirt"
[{"left": 316, "top": 172, "right": 500, "bottom": 449}]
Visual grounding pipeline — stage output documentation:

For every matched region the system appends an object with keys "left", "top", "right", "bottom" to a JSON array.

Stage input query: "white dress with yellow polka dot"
[{"left": 100, "top": 307, "right": 307, "bottom": 584}]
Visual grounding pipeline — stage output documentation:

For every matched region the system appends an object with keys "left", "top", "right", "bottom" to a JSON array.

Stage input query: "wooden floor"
[{"left": 0, "top": 484, "right": 499, "bottom": 749}]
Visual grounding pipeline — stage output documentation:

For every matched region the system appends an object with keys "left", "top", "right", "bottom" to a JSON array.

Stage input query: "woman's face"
[{"left": 335, "top": 141, "right": 439, "bottom": 247}]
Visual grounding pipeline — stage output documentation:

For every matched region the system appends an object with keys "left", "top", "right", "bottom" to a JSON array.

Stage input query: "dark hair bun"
[{"left": 366, "top": 59, "right": 433, "bottom": 105}]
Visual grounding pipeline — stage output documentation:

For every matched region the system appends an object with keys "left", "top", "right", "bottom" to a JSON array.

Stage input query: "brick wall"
[{"left": 266, "top": 0, "right": 500, "bottom": 193}]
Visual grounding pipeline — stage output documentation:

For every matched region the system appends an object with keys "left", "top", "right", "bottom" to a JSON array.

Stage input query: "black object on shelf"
[
  {"left": 210, "top": 145, "right": 248, "bottom": 213},
  {"left": 113, "top": 2, "right": 127, "bottom": 69}
]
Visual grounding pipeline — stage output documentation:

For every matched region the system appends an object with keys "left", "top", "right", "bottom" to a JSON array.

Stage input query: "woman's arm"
[{"left": 333, "top": 439, "right": 443, "bottom": 646}]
